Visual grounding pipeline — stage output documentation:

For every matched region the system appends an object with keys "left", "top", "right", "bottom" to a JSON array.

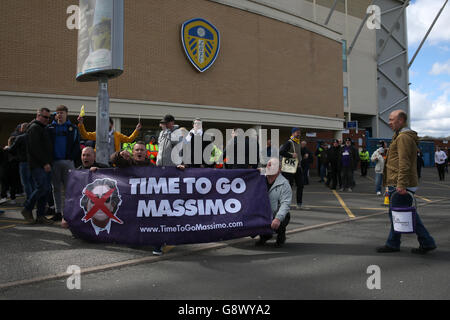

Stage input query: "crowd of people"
[{"left": 0, "top": 107, "right": 446, "bottom": 255}]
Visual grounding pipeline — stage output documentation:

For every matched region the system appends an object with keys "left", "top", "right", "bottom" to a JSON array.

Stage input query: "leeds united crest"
[{"left": 181, "top": 18, "right": 220, "bottom": 72}]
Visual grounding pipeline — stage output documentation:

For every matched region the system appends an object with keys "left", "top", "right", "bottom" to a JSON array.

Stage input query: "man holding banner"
[
  {"left": 63, "top": 159, "right": 273, "bottom": 250},
  {"left": 256, "top": 158, "right": 292, "bottom": 247},
  {"left": 110, "top": 141, "right": 153, "bottom": 167}
]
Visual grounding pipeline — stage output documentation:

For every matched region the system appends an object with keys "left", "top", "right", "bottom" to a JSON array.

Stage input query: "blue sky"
[{"left": 407, "top": 0, "right": 450, "bottom": 137}]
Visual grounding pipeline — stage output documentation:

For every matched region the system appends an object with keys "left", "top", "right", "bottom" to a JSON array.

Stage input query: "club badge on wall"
[{"left": 181, "top": 18, "right": 220, "bottom": 72}]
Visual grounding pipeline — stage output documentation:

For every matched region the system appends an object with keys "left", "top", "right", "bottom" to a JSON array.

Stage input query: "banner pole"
[{"left": 96, "top": 76, "right": 110, "bottom": 165}]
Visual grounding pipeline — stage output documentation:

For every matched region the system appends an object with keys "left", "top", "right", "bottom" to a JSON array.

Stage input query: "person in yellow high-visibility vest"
[
  {"left": 210, "top": 144, "right": 223, "bottom": 168},
  {"left": 359, "top": 146, "right": 370, "bottom": 177},
  {"left": 146, "top": 136, "right": 159, "bottom": 165}
]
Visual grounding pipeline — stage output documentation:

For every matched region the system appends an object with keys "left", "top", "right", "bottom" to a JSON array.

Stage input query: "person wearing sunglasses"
[{"left": 21, "top": 108, "right": 54, "bottom": 224}]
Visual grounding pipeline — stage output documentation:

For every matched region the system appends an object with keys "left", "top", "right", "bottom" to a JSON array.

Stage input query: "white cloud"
[
  {"left": 407, "top": 0, "right": 450, "bottom": 45},
  {"left": 410, "top": 88, "right": 450, "bottom": 137},
  {"left": 438, "top": 45, "right": 450, "bottom": 52},
  {"left": 430, "top": 59, "right": 450, "bottom": 75}
]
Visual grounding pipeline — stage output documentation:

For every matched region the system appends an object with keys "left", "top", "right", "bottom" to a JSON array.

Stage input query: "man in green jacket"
[{"left": 376, "top": 110, "right": 436, "bottom": 254}]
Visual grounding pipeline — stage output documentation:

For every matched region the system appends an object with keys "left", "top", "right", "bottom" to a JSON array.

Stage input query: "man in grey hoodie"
[
  {"left": 155, "top": 114, "right": 178, "bottom": 255},
  {"left": 156, "top": 114, "right": 180, "bottom": 167},
  {"left": 256, "top": 157, "right": 292, "bottom": 247}
]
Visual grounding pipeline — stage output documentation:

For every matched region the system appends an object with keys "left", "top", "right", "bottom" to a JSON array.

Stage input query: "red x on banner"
[{"left": 82, "top": 188, "right": 123, "bottom": 224}]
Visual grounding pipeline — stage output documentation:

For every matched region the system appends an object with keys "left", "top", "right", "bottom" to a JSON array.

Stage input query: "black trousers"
[
  {"left": 1, "top": 161, "right": 21, "bottom": 200},
  {"left": 329, "top": 165, "right": 341, "bottom": 189},
  {"left": 417, "top": 166, "right": 422, "bottom": 179},
  {"left": 437, "top": 163, "right": 446, "bottom": 180},
  {"left": 302, "top": 164, "right": 310, "bottom": 185},
  {"left": 361, "top": 161, "right": 369, "bottom": 176},
  {"left": 282, "top": 167, "right": 304, "bottom": 205},
  {"left": 341, "top": 166, "right": 354, "bottom": 189}
]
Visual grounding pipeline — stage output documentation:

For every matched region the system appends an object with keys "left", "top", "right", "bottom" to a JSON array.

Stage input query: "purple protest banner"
[{"left": 64, "top": 167, "right": 273, "bottom": 245}]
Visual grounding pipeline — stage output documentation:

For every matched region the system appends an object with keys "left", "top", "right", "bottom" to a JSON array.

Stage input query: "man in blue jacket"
[{"left": 47, "top": 105, "right": 80, "bottom": 222}]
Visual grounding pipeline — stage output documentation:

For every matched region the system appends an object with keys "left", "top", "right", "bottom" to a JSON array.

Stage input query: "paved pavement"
[{"left": 0, "top": 167, "right": 449, "bottom": 300}]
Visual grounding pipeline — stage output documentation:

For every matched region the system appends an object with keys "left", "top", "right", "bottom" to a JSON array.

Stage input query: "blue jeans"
[
  {"left": 19, "top": 162, "right": 35, "bottom": 200},
  {"left": 24, "top": 167, "right": 51, "bottom": 217},
  {"left": 385, "top": 187, "right": 436, "bottom": 249},
  {"left": 320, "top": 164, "right": 326, "bottom": 181},
  {"left": 375, "top": 173, "right": 383, "bottom": 193}
]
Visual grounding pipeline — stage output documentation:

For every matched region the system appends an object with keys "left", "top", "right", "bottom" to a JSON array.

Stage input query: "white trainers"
[
  {"left": 0, "top": 198, "right": 8, "bottom": 205},
  {"left": 152, "top": 245, "right": 164, "bottom": 256},
  {"left": 376, "top": 191, "right": 382, "bottom": 196}
]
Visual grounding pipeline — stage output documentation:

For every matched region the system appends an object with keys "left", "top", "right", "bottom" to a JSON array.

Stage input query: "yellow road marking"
[
  {"left": 421, "top": 180, "right": 450, "bottom": 189},
  {"left": 332, "top": 190, "right": 356, "bottom": 218},
  {"left": 415, "top": 195, "right": 432, "bottom": 202},
  {"left": 0, "top": 224, "right": 16, "bottom": 230},
  {"left": 306, "top": 205, "right": 383, "bottom": 211},
  {"left": 163, "top": 245, "right": 175, "bottom": 253},
  {"left": 304, "top": 191, "right": 378, "bottom": 196},
  {"left": 0, "top": 219, "right": 30, "bottom": 225}
]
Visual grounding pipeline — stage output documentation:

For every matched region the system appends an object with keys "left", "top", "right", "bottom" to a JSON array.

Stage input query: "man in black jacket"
[
  {"left": 4, "top": 123, "right": 34, "bottom": 201},
  {"left": 21, "top": 108, "right": 54, "bottom": 224},
  {"left": 326, "top": 139, "right": 341, "bottom": 190},
  {"left": 339, "top": 138, "right": 359, "bottom": 192}
]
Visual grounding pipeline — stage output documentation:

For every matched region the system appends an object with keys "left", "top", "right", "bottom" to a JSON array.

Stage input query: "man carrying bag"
[
  {"left": 280, "top": 128, "right": 304, "bottom": 209},
  {"left": 376, "top": 110, "right": 436, "bottom": 254}
]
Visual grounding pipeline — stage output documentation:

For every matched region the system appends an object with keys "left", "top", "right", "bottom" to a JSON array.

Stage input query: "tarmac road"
[{"left": 0, "top": 167, "right": 449, "bottom": 300}]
